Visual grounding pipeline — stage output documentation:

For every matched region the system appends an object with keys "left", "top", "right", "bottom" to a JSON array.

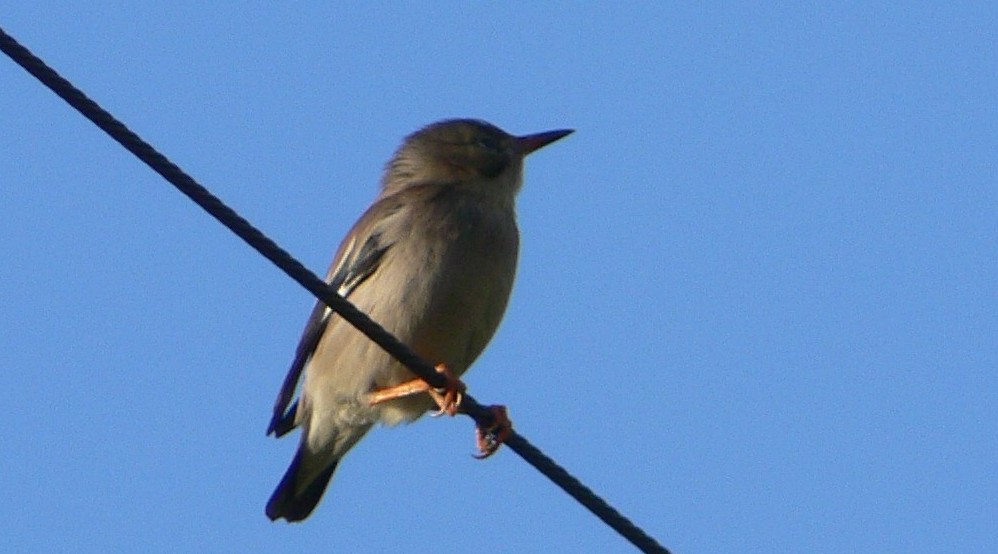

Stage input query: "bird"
[{"left": 265, "top": 118, "right": 573, "bottom": 522}]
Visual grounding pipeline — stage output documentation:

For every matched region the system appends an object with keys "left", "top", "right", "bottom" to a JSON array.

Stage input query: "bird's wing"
[{"left": 266, "top": 201, "right": 401, "bottom": 437}]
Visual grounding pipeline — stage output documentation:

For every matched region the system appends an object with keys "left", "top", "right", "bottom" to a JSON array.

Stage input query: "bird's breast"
[{"left": 390, "top": 204, "right": 519, "bottom": 376}]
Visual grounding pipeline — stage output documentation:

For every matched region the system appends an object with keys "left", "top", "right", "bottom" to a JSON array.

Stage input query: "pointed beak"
[{"left": 516, "top": 128, "right": 574, "bottom": 155}]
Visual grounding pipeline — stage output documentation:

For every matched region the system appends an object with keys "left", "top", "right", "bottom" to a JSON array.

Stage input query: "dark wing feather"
[
  {"left": 266, "top": 299, "right": 328, "bottom": 437},
  {"left": 266, "top": 227, "right": 393, "bottom": 437}
]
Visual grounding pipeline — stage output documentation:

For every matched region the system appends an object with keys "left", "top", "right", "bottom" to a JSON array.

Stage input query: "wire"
[{"left": 0, "top": 26, "right": 671, "bottom": 554}]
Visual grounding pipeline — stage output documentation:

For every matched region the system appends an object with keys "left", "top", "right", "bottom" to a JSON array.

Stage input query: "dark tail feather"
[{"left": 266, "top": 447, "right": 338, "bottom": 522}]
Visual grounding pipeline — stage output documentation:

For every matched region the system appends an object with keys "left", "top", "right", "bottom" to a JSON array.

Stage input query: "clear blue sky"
[{"left": 2, "top": 4, "right": 995, "bottom": 553}]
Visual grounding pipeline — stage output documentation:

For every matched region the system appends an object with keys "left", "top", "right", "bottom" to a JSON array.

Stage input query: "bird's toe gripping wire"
[
  {"left": 366, "top": 363, "right": 511, "bottom": 457},
  {"left": 474, "top": 405, "right": 512, "bottom": 459}
]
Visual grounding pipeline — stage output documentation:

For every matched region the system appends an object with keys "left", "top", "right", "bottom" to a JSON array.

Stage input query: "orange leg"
[
  {"left": 367, "top": 363, "right": 466, "bottom": 416},
  {"left": 367, "top": 365, "right": 512, "bottom": 458},
  {"left": 474, "top": 405, "right": 513, "bottom": 459}
]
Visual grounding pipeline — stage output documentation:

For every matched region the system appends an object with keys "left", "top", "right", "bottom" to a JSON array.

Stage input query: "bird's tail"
[{"left": 265, "top": 446, "right": 339, "bottom": 522}]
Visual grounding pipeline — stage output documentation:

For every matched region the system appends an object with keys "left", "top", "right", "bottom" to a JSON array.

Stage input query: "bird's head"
[{"left": 381, "top": 119, "right": 572, "bottom": 200}]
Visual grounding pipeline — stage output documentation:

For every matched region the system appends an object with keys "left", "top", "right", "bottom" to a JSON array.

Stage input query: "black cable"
[{"left": 0, "top": 26, "right": 671, "bottom": 554}]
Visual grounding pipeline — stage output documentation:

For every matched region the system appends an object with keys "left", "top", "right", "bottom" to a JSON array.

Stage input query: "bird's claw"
[
  {"left": 474, "top": 405, "right": 512, "bottom": 459},
  {"left": 427, "top": 363, "right": 465, "bottom": 417}
]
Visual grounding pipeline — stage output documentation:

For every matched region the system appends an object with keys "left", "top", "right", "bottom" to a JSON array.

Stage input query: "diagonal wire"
[{"left": 0, "top": 26, "right": 671, "bottom": 554}]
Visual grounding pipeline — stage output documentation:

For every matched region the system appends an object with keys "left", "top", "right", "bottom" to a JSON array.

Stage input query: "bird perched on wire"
[{"left": 265, "top": 118, "right": 573, "bottom": 522}]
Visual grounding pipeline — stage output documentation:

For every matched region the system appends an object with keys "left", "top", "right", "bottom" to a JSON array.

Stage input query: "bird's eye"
[{"left": 476, "top": 135, "right": 500, "bottom": 152}]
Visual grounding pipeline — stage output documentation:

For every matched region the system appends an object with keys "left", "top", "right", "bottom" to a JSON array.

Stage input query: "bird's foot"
[
  {"left": 474, "top": 405, "right": 512, "bottom": 459},
  {"left": 426, "top": 364, "right": 465, "bottom": 417},
  {"left": 366, "top": 365, "right": 509, "bottom": 458},
  {"left": 366, "top": 364, "right": 466, "bottom": 417}
]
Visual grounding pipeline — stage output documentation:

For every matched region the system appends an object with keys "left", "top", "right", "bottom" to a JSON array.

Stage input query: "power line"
[{"left": 0, "top": 26, "right": 671, "bottom": 554}]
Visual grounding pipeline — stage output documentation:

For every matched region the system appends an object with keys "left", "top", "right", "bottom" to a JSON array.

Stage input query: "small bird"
[{"left": 265, "top": 119, "right": 573, "bottom": 522}]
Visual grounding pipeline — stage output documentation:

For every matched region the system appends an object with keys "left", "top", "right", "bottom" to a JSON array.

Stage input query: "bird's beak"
[{"left": 516, "top": 129, "right": 574, "bottom": 155}]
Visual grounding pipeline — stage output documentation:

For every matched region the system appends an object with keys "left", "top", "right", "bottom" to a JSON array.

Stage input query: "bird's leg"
[
  {"left": 366, "top": 363, "right": 466, "bottom": 416},
  {"left": 366, "top": 379, "right": 432, "bottom": 403},
  {"left": 474, "top": 405, "right": 513, "bottom": 459},
  {"left": 367, "top": 364, "right": 512, "bottom": 458}
]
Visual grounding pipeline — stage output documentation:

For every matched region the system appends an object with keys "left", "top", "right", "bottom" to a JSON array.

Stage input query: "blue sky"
[{"left": 2, "top": 3, "right": 995, "bottom": 553}]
